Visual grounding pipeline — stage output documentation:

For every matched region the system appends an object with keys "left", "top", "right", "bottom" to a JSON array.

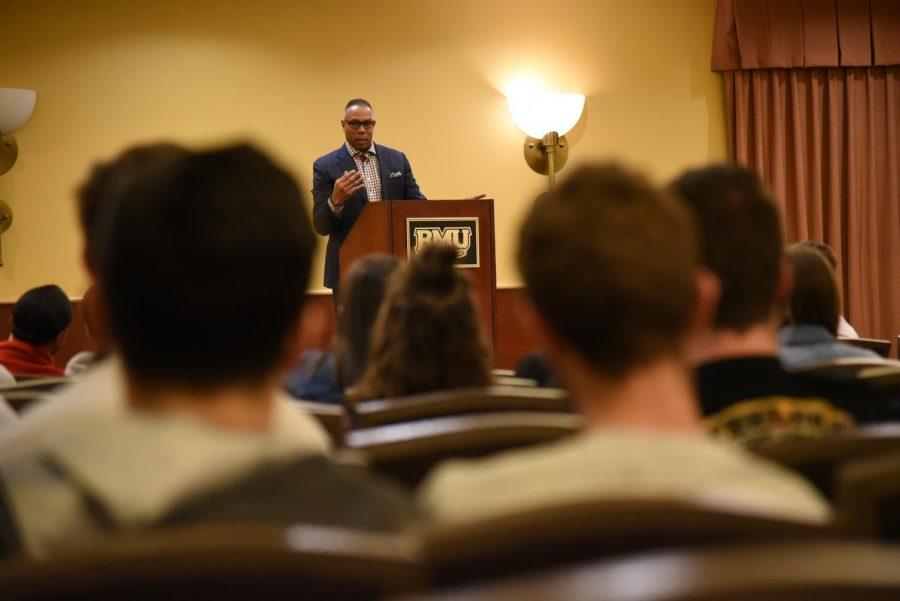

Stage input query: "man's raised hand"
[{"left": 332, "top": 170, "right": 366, "bottom": 206}]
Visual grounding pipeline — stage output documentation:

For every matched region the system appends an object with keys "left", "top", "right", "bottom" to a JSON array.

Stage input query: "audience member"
[
  {"left": 64, "top": 285, "right": 110, "bottom": 376},
  {"left": 0, "top": 286, "right": 71, "bottom": 377},
  {"left": 419, "top": 164, "right": 828, "bottom": 525},
  {"left": 348, "top": 244, "right": 491, "bottom": 402},
  {"left": 1, "top": 144, "right": 414, "bottom": 557},
  {"left": 670, "top": 165, "right": 882, "bottom": 423},
  {"left": 779, "top": 245, "right": 881, "bottom": 370},
  {"left": 797, "top": 240, "right": 859, "bottom": 338},
  {"left": 285, "top": 253, "right": 400, "bottom": 403},
  {"left": 0, "top": 144, "right": 330, "bottom": 460}
]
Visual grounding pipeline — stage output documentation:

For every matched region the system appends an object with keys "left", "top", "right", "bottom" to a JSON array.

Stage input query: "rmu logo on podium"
[{"left": 406, "top": 217, "right": 480, "bottom": 268}]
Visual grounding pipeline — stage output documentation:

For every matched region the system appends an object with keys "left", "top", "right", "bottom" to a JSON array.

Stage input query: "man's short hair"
[
  {"left": 99, "top": 143, "right": 316, "bottom": 389},
  {"left": 797, "top": 240, "right": 837, "bottom": 269},
  {"left": 670, "top": 164, "right": 783, "bottom": 331},
  {"left": 518, "top": 164, "right": 699, "bottom": 377},
  {"left": 12, "top": 285, "right": 72, "bottom": 346},
  {"left": 344, "top": 98, "right": 372, "bottom": 111}
]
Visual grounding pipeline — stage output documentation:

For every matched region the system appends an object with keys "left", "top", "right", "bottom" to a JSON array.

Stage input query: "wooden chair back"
[
  {"left": 835, "top": 452, "right": 900, "bottom": 539},
  {"left": 839, "top": 336, "right": 892, "bottom": 358},
  {"left": 293, "top": 400, "right": 347, "bottom": 447},
  {"left": 0, "top": 377, "right": 70, "bottom": 412},
  {"left": 352, "top": 386, "right": 571, "bottom": 428},
  {"left": 753, "top": 424, "right": 900, "bottom": 499},
  {"left": 413, "top": 541, "right": 900, "bottom": 600},
  {"left": 0, "top": 525, "right": 422, "bottom": 599},
  {"left": 418, "top": 499, "right": 831, "bottom": 586},
  {"left": 346, "top": 412, "right": 582, "bottom": 487},
  {"left": 793, "top": 358, "right": 900, "bottom": 378}
]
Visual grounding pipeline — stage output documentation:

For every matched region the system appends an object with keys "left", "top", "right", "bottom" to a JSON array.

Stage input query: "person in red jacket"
[{"left": 0, "top": 285, "right": 72, "bottom": 378}]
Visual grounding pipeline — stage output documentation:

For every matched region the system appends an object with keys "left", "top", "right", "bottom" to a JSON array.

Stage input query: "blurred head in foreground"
[
  {"left": 517, "top": 163, "right": 716, "bottom": 420},
  {"left": 97, "top": 143, "right": 316, "bottom": 422},
  {"left": 670, "top": 164, "right": 789, "bottom": 360}
]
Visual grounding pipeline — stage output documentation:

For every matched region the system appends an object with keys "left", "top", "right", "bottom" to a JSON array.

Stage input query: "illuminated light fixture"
[
  {"left": 507, "top": 91, "right": 584, "bottom": 189},
  {"left": 0, "top": 88, "right": 36, "bottom": 266},
  {"left": 0, "top": 88, "right": 36, "bottom": 176}
]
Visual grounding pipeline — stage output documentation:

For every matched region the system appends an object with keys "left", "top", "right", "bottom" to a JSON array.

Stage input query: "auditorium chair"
[
  {"left": 352, "top": 386, "right": 572, "bottom": 428},
  {"left": 417, "top": 499, "right": 832, "bottom": 586},
  {"left": 0, "top": 377, "right": 70, "bottom": 413},
  {"left": 793, "top": 357, "right": 900, "bottom": 378},
  {"left": 293, "top": 400, "right": 347, "bottom": 447},
  {"left": 412, "top": 541, "right": 900, "bottom": 600},
  {"left": 839, "top": 336, "right": 892, "bottom": 359},
  {"left": 834, "top": 452, "right": 900, "bottom": 539},
  {"left": 753, "top": 424, "right": 900, "bottom": 499},
  {"left": 0, "top": 525, "right": 422, "bottom": 599},
  {"left": 344, "top": 412, "right": 582, "bottom": 487},
  {"left": 490, "top": 369, "right": 516, "bottom": 378},
  {"left": 491, "top": 376, "right": 537, "bottom": 388}
]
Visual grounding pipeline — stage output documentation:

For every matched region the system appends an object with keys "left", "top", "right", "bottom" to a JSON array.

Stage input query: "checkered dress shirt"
[{"left": 329, "top": 142, "right": 382, "bottom": 216}]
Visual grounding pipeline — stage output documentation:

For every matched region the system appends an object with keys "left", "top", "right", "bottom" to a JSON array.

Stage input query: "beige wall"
[{"left": 0, "top": 0, "right": 726, "bottom": 299}]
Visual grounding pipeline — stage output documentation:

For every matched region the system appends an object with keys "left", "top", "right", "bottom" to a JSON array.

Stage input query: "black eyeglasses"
[{"left": 344, "top": 120, "right": 376, "bottom": 130}]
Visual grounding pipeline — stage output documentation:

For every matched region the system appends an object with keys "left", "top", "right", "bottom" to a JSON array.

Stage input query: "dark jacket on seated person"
[
  {"left": 697, "top": 356, "right": 889, "bottom": 424},
  {"left": 285, "top": 349, "right": 343, "bottom": 404}
]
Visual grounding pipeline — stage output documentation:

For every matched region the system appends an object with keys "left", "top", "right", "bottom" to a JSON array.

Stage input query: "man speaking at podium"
[{"left": 312, "top": 98, "right": 426, "bottom": 294}]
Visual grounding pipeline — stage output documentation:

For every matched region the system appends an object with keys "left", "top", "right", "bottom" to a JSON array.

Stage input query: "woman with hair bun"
[{"left": 348, "top": 243, "right": 491, "bottom": 402}]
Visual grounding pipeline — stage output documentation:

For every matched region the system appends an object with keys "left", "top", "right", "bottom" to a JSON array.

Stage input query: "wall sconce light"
[
  {"left": 507, "top": 91, "right": 584, "bottom": 190},
  {"left": 0, "top": 87, "right": 36, "bottom": 266},
  {"left": 0, "top": 88, "right": 37, "bottom": 176}
]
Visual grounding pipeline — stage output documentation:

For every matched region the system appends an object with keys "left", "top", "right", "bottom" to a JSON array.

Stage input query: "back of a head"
[
  {"left": 335, "top": 253, "right": 401, "bottom": 388},
  {"left": 350, "top": 244, "right": 490, "bottom": 400},
  {"left": 100, "top": 143, "right": 316, "bottom": 389},
  {"left": 12, "top": 285, "right": 72, "bottom": 347},
  {"left": 786, "top": 244, "right": 840, "bottom": 335},
  {"left": 518, "top": 164, "right": 698, "bottom": 377},
  {"left": 671, "top": 164, "right": 783, "bottom": 331}
]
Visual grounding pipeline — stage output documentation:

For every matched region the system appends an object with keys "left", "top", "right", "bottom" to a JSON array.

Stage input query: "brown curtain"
[{"left": 713, "top": 0, "right": 900, "bottom": 345}]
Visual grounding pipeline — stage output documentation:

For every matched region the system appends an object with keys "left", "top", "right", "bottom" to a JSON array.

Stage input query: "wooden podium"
[{"left": 339, "top": 199, "right": 497, "bottom": 350}]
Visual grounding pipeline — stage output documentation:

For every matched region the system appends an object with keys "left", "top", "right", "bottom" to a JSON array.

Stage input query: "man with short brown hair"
[
  {"left": 670, "top": 165, "right": 879, "bottom": 422},
  {"left": 418, "top": 164, "right": 828, "bottom": 525}
]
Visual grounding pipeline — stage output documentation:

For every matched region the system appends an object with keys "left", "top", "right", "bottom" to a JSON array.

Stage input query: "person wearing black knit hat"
[{"left": 0, "top": 285, "right": 72, "bottom": 377}]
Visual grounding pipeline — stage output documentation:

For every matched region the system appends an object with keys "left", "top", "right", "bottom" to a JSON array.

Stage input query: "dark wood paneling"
[
  {"left": 0, "top": 287, "right": 536, "bottom": 373},
  {"left": 495, "top": 287, "right": 541, "bottom": 369}
]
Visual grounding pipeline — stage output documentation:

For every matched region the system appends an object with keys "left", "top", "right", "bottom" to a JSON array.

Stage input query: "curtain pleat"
[
  {"left": 725, "top": 67, "right": 900, "bottom": 343},
  {"left": 712, "top": 0, "right": 900, "bottom": 70}
]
